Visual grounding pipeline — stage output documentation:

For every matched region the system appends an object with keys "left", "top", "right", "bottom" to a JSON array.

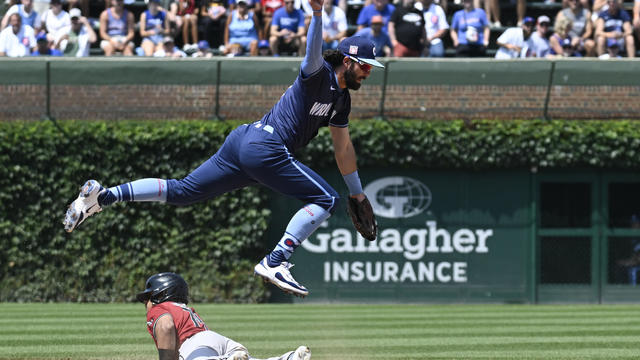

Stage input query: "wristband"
[
  {"left": 313, "top": 10, "right": 322, "bottom": 15},
  {"left": 343, "top": 170, "right": 364, "bottom": 196}
]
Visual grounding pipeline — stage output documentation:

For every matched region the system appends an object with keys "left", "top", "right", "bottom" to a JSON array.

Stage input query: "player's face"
[{"left": 344, "top": 59, "right": 372, "bottom": 90}]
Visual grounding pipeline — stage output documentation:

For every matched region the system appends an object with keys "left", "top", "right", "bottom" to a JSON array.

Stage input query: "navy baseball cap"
[
  {"left": 523, "top": 16, "right": 535, "bottom": 25},
  {"left": 337, "top": 36, "right": 384, "bottom": 68}
]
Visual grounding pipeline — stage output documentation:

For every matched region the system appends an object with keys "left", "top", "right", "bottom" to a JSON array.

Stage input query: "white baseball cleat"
[
  {"left": 228, "top": 350, "right": 249, "bottom": 360},
  {"left": 254, "top": 257, "right": 309, "bottom": 297},
  {"left": 280, "top": 346, "right": 311, "bottom": 360},
  {"left": 63, "top": 180, "right": 104, "bottom": 233}
]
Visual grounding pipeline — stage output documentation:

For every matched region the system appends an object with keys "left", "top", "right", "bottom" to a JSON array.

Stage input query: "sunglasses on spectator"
[{"left": 346, "top": 55, "right": 372, "bottom": 72}]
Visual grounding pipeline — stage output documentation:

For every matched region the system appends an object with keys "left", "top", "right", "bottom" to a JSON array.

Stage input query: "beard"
[{"left": 344, "top": 64, "right": 361, "bottom": 90}]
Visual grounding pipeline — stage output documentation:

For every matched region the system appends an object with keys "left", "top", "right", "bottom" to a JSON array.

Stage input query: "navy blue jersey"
[
  {"left": 599, "top": 8, "right": 631, "bottom": 33},
  {"left": 260, "top": 61, "right": 351, "bottom": 152}
]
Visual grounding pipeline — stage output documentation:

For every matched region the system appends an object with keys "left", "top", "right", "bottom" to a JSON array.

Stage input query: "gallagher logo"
[{"left": 364, "top": 176, "right": 432, "bottom": 219}]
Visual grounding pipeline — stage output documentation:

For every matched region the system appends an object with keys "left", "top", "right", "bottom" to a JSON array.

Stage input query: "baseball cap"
[
  {"left": 198, "top": 40, "right": 210, "bottom": 49},
  {"left": 537, "top": 15, "right": 550, "bottom": 24},
  {"left": 523, "top": 16, "right": 535, "bottom": 25},
  {"left": 69, "top": 8, "right": 81, "bottom": 19},
  {"left": 258, "top": 39, "right": 269, "bottom": 49},
  {"left": 561, "top": 38, "right": 572, "bottom": 48},
  {"left": 36, "top": 32, "right": 47, "bottom": 42},
  {"left": 163, "top": 36, "right": 174, "bottom": 44},
  {"left": 370, "top": 15, "right": 383, "bottom": 24},
  {"left": 50, "top": 0, "right": 62, "bottom": 5},
  {"left": 237, "top": 0, "right": 248, "bottom": 5},
  {"left": 337, "top": 36, "right": 384, "bottom": 68}
]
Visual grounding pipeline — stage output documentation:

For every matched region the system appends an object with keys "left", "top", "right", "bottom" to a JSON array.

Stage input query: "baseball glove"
[{"left": 347, "top": 196, "right": 377, "bottom": 241}]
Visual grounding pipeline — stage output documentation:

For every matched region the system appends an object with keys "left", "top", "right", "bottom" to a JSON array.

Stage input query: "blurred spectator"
[
  {"left": 495, "top": 15, "right": 533, "bottom": 59},
  {"left": 1, "top": 0, "right": 41, "bottom": 31},
  {"left": 224, "top": 0, "right": 260, "bottom": 55},
  {"left": 549, "top": 17, "right": 582, "bottom": 57},
  {"left": 354, "top": 14, "right": 392, "bottom": 56},
  {"left": 599, "top": 37, "right": 623, "bottom": 58},
  {"left": 484, "top": 0, "right": 499, "bottom": 28},
  {"left": 515, "top": 0, "right": 524, "bottom": 27},
  {"left": 356, "top": 0, "right": 395, "bottom": 33},
  {"left": 321, "top": 0, "right": 346, "bottom": 51},
  {"left": 99, "top": 0, "right": 135, "bottom": 56},
  {"left": 261, "top": 0, "right": 284, "bottom": 38},
  {"left": 528, "top": 15, "right": 551, "bottom": 58},
  {"left": 388, "top": 0, "right": 424, "bottom": 57},
  {"left": 595, "top": 0, "right": 634, "bottom": 58},
  {"left": 635, "top": 0, "right": 640, "bottom": 46},
  {"left": 32, "top": 31, "right": 61, "bottom": 54},
  {"left": 615, "top": 215, "right": 640, "bottom": 284},
  {"left": 257, "top": 37, "right": 270, "bottom": 54},
  {"left": 450, "top": 0, "right": 489, "bottom": 57},
  {"left": 41, "top": 0, "right": 69, "bottom": 43},
  {"left": 32, "top": 0, "right": 49, "bottom": 19},
  {"left": 201, "top": 0, "right": 226, "bottom": 49},
  {"left": 140, "top": 0, "right": 169, "bottom": 56},
  {"left": 0, "top": 12, "right": 35, "bottom": 56},
  {"left": 230, "top": 0, "right": 262, "bottom": 12},
  {"left": 191, "top": 39, "right": 214, "bottom": 56},
  {"left": 154, "top": 35, "right": 187, "bottom": 56},
  {"left": 176, "top": 0, "right": 199, "bottom": 50},
  {"left": 56, "top": 8, "right": 95, "bottom": 56},
  {"left": 269, "top": 0, "right": 305, "bottom": 55},
  {"left": 555, "top": 0, "right": 595, "bottom": 57},
  {"left": 418, "top": 0, "right": 448, "bottom": 57}
]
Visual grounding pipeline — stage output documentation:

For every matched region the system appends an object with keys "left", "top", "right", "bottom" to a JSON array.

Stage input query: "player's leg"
[
  {"left": 254, "top": 346, "right": 311, "bottom": 360},
  {"left": 64, "top": 126, "right": 253, "bottom": 232},
  {"left": 241, "top": 140, "right": 339, "bottom": 296}
]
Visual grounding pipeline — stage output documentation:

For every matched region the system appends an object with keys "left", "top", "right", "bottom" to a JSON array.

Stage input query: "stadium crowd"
[{"left": 0, "top": 0, "right": 638, "bottom": 57}]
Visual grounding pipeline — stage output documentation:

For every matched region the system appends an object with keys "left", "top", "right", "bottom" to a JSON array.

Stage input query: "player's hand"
[{"left": 309, "top": 0, "right": 323, "bottom": 12}]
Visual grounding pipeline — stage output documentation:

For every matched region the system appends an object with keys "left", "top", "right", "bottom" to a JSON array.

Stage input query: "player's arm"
[
  {"left": 154, "top": 314, "right": 179, "bottom": 360},
  {"left": 329, "top": 126, "right": 365, "bottom": 202},
  {"left": 300, "top": 0, "right": 323, "bottom": 77}
]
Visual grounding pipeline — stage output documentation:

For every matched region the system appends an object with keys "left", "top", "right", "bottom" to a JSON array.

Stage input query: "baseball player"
[
  {"left": 63, "top": 0, "right": 382, "bottom": 297},
  {"left": 139, "top": 272, "right": 311, "bottom": 360}
]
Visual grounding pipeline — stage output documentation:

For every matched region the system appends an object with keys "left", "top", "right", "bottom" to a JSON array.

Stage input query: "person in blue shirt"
[
  {"left": 356, "top": 0, "right": 395, "bottom": 34},
  {"left": 269, "top": 0, "right": 306, "bottom": 56},
  {"left": 32, "top": 33, "right": 62, "bottom": 56},
  {"left": 354, "top": 14, "right": 392, "bottom": 56},
  {"left": 595, "top": 0, "right": 635, "bottom": 57},
  {"left": 450, "top": 0, "right": 489, "bottom": 57},
  {"left": 63, "top": 0, "right": 384, "bottom": 298}
]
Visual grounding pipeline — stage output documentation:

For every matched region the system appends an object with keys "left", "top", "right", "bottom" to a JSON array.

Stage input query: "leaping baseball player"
[
  {"left": 64, "top": 0, "right": 380, "bottom": 297},
  {"left": 138, "top": 272, "right": 311, "bottom": 360}
]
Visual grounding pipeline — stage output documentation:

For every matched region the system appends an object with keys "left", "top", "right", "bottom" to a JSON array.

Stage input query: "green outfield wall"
[
  {"left": 268, "top": 169, "right": 640, "bottom": 304},
  {"left": 1, "top": 58, "right": 640, "bottom": 121}
]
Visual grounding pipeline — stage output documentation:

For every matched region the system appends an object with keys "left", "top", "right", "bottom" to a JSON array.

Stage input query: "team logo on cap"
[
  {"left": 349, "top": 45, "right": 358, "bottom": 55},
  {"left": 373, "top": 46, "right": 376, "bottom": 56}
]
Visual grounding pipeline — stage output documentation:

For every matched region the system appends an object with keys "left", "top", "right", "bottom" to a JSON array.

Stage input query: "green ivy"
[{"left": 1, "top": 119, "right": 639, "bottom": 302}]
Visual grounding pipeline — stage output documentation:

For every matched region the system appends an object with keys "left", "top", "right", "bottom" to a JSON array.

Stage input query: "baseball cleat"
[
  {"left": 63, "top": 180, "right": 104, "bottom": 233},
  {"left": 228, "top": 350, "right": 249, "bottom": 360},
  {"left": 281, "top": 346, "right": 311, "bottom": 360},
  {"left": 254, "top": 257, "right": 309, "bottom": 297}
]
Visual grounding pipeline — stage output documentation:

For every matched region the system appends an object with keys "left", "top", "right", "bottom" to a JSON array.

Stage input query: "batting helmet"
[{"left": 136, "top": 272, "right": 189, "bottom": 305}]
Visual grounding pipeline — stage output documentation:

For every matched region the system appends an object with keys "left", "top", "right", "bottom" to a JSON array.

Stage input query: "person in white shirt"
[
  {"left": 0, "top": 13, "right": 36, "bottom": 57},
  {"left": 321, "top": 0, "right": 347, "bottom": 50},
  {"left": 1, "top": 0, "right": 41, "bottom": 31},
  {"left": 154, "top": 36, "right": 187, "bottom": 57},
  {"left": 528, "top": 15, "right": 551, "bottom": 58},
  {"left": 57, "top": 8, "right": 96, "bottom": 57},
  {"left": 417, "top": 0, "right": 448, "bottom": 57},
  {"left": 495, "top": 15, "right": 534, "bottom": 59},
  {"left": 41, "top": 0, "right": 70, "bottom": 43}
]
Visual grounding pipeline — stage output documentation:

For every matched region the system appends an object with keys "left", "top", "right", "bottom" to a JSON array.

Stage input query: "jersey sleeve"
[
  {"left": 328, "top": 92, "right": 350, "bottom": 128},
  {"left": 146, "top": 306, "right": 172, "bottom": 347}
]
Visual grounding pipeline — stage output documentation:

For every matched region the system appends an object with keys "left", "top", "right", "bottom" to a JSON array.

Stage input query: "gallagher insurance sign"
[{"left": 267, "top": 169, "right": 533, "bottom": 303}]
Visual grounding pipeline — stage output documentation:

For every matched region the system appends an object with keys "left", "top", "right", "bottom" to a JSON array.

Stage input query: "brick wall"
[{"left": 2, "top": 84, "right": 640, "bottom": 121}]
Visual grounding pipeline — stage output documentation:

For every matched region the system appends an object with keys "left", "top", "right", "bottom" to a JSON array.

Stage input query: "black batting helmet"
[{"left": 136, "top": 272, "right": 189, "bottom": 305}]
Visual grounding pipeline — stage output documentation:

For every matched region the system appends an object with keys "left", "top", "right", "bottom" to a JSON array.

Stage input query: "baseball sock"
[
  {"left": 267, "top": 204, "right": 330, "bottom": 267},
  {"left": 97, "top": 178, "right": 167, "bottom": 206}
]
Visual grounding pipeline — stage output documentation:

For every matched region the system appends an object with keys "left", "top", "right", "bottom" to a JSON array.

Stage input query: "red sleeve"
[{"left": 146, "top": 305, "right": 172, "bottom": 348}]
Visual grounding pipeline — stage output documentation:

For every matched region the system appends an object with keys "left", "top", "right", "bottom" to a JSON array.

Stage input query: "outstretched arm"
[
  {"left": 330, "top": 126, "right": 365, "bottom": 201},
  {"left": 300, "top": 0, "right": 324, "bottom": 77}
]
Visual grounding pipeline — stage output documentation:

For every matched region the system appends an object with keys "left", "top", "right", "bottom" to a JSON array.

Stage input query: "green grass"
[{"left": 1, "top": 303, "right": 640, "bottom": 359}]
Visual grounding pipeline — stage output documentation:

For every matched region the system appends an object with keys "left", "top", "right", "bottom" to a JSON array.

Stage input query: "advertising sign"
[{"left": 267, "top": 169, "right": 533, "bottom": 303}]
